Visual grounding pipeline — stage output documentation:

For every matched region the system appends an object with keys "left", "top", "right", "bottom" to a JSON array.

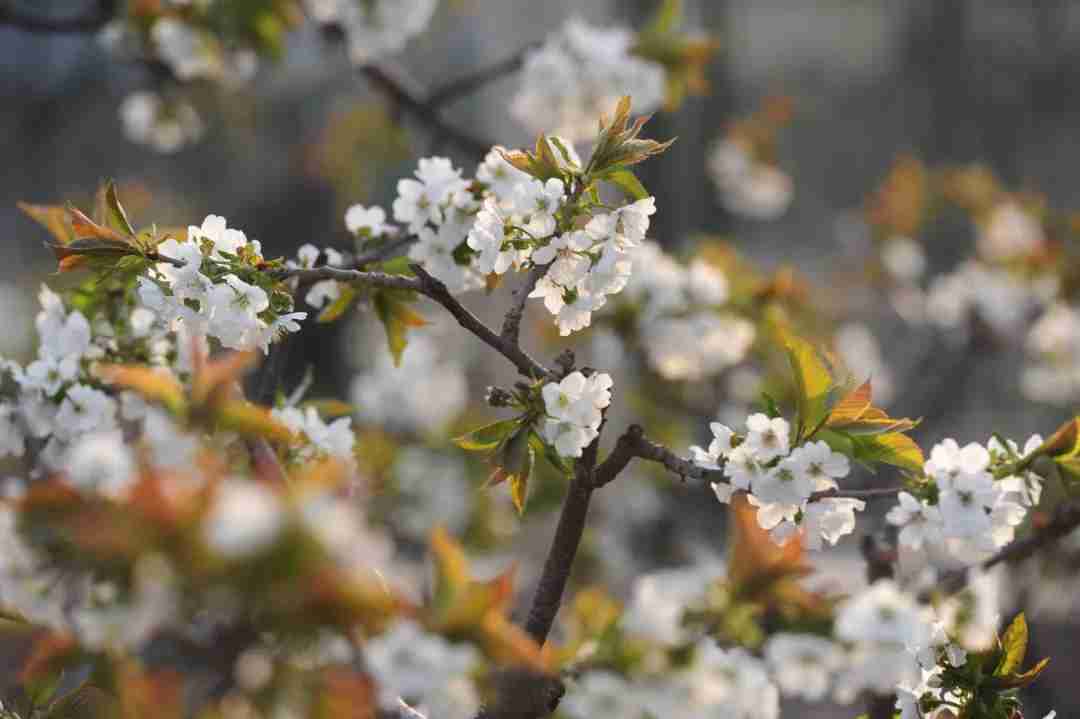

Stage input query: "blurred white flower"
[
  {"left": 120, "top": 91, "right": 204, "bottom": 153},
  {"left": 203, "top": 480, "right": 285, "bottom": 558},
  {"left": 511, "top": 19, "right": 665, "bottom": 142}
]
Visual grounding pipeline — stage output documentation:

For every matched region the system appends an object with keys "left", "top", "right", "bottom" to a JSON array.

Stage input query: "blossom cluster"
[
  {"left": 511, "top": 19, "right": 666, "bottom": 142},
  {"left": 614, "top": 241, "right": 756, "bottom": 380},
  {"left": 692, "top": 414, "right": 865, "bottom": 549},
  {"left": 305, "top": 0, "right": 437, "bottom": 65},
  {"left": 561, "top": 644, "right": 779, "bottom": 719},
  {"left": 887, "top": 437, "right": 1041, "bottom": 561},
  {"left": 541, "top": 371, "right": 613, "bottom": 458},
  {"left": 138, "top": 214, "right": 306, "bottom": 352},
  {"left": 311, "top": 148, "right": 658, "bottom": 336},
  {"left": 708, "top": 137, "right": 794, "bottom": 220}
]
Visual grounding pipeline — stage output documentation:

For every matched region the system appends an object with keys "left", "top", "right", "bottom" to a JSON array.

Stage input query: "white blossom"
[
  {"left": 345, "top": 204, "right": 391, "bottom": 237},
  {"left": 743, "top": 413, "right": 790, "bottom": 462},
  {"left": 512, "top": 178, "right": 565, "bottom": 237}
]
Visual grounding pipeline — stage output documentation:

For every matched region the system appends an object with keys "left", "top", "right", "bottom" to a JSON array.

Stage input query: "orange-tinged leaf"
[
  {"left": 216, "top": 401, "right": 296, "bottom": 442},
  {"left": 18, "top": 632, "right": 77, "bottom": 683},
  {"left": 430, "top": 526, "right": 470, "bottom": 607},
  {"left": 509, "top": 474, "right": 529, "bottom": 515},
  {"left": 193, "top": 351, "right": 258, "bottom": 404},
  {"left": 826, "top": 380, "right": 873, "bottom": 426},
  {"left": 315, "top": 668, "right": 377, "bottom": 719},
  {"left": 117, "top": 665, "right": 183, "bottom": 719},
  {"left": 1036, "top": 417, "right": 1080, "bottom": 458},
  {"left": 480, "top": 611, "right": 554, "bottom": 673},
  {"left": 96, "top": 364, "right": 185, "bottom": 415},
  {"left": 18, "top": 202, "right": 72, "bottom": 245},
  {"left": 727, "top": 493, "right": 807, "bottom": 588}
]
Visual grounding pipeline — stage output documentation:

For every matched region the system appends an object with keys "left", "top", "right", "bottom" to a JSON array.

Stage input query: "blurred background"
[{"left": 3, "top": 1, "right": 1080, "bottom": 715}]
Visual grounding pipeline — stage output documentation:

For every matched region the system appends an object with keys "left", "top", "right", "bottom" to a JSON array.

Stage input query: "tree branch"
[
  {"left": 360, "top": 63, "right": 492, "bottom": 160},
  {"left": 0, "top": 1, "right": 114, "bottom": 33},
  {"left": 280, "top": 263, "right": 553, "bottom": 380},
  {"left": 592, "top": 425, "right": 905, "bottom": 503},
  {"left": 427, "top": 42, "right": 540, "bottom": 108},
  {"left": 500, "top": 264, "right": 546, "bottom": 346},
  {"left": 593, "top": 424, "right": 717, "bottom": 488},
  {"left": 523, "top": 430, "right": 601, "bottom": 644}
]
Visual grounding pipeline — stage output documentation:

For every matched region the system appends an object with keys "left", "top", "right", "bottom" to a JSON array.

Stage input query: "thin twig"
[
  {"left": 351, "top": 234, "right": 417, "bottom": 266},
  {"left": 0, "top": 1, "right": 114, "bottom": 33},
  {"left": 427, "top": 42, "right": 539, "bottom": 108},
  {"left": 410, "top": 264, "right": 553, "bottom": 380},
  {"left": 280, "top": 263, "right": 553, "bottom": 380},
  {"left": 592, "top": 425, "right": 904, "bottom": 502}
]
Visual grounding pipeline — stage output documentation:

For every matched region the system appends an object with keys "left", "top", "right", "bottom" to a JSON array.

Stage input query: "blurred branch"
[
  {"left": 360, "top": 63, "right": 492, "bottom": 159},
  {"left": 427, "top": 42, "right": 539, "bottom": 108},
  {"left": 0, "top": 1, "right": 115, "bottom": 33},
  {"left": 351, "top": 234, "right": 417, "bottom": 266},
  {"left": 938, "top": 501, "right": 1080, "bottom": 595}
]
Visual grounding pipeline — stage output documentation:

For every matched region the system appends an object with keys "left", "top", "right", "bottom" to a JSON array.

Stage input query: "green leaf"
[
  {"left": 643, "top": 0, "right": 683, "bottom": 35},
  {"left": 600, "top": 168, "right": 649, "bottom": 201},
  {"left": 316, "top": 283, "right": 357, "bottom": 323},
  {"left": 372, "top": 289, "right": 426, "bottom": 365},
  {"left": 995, "top": 613, "right": 1029, "bottom": 677},
  {"left": 528, "top": 429, "right": 573, "bottom": 476},
  {"left": 455, "top": 418, "right": 522, "bottom": 452},
  {"left": 849, "top": 432, "right": 924, "bottom": 473},
  {"left": 993, "top": 656, "right": 1050, "bottom": 690},
  {"left": 103, "top": 180, "right": 135, "bottom": 237},
  {"left": 784, "top": 334, "right": 833, "bottom": 441}
]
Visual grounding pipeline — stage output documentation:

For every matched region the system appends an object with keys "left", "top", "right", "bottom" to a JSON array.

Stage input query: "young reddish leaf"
[
  {"left": 826, "top": 380, "right": 873, "bottom": 426},
  {"left": 1035, "top": 417, "right": 1080, "bottom": 459},
  {"left": 17, "top": 202, "right": 72, "bottom": 245}
]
